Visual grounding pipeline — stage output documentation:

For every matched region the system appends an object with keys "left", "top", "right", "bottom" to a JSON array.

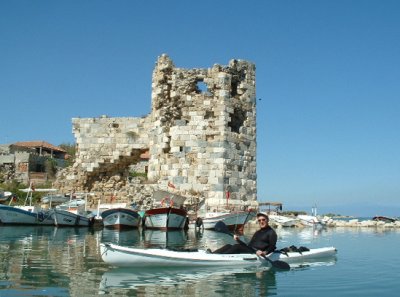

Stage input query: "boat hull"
[
  {"left": 0, "top": 205, "right": 54, "bottom": 225},
  {"left": 297, "top": 215, "right": 325, "bottom": 227},
  {"left": 143, "top": 208, "right": 187, "bottom": 230},
  {"left": 100, "top": 243, "right": 337, "bottom": 268},
  {"left": 101, "top": 208, "right": 140, "bottom": 228},
  {"left": 51, "top": 209, "right": 91, "bottom": 227},
  {"left": 201, "top": 211, "right": 256, "bottom": 231},
  {"left": 268, "top": 214, "right": 299, "bottom": 227},
  {"left": 41, "top": 195, "right": 69, "bottom": 204}
]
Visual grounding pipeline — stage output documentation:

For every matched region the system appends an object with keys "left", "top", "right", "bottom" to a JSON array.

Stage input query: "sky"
[{"left": 1, "top": 0, "right": 399, "bottom": 216}]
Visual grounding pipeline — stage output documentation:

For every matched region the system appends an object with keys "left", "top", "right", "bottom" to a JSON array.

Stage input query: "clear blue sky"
[{"left": 1, "top": 0, "right": 399, "bottom": 216}]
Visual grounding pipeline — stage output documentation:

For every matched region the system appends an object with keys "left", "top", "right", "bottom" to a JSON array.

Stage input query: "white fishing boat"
[
  {"left": 297, "top": 205, "right": 326, "bottom": 227},
  {"left": 268, "top": 214, "right": 299, "bottom": 227},
  {"left": 41, "top": 193, "right": 69, "bottom": 205},
  {"left": 199, "top": 210, "right": 256, "bottom": 231},
  {"left": 51, "top": 208, "right": 93, "bottom": 227},
  {"left": 101, "top": 207, "right": 141, "bottom": 229},
  {"left": 143, "top": 207, "right": 188, "bottom": 230},
  {"left": 297, "top": 214, "right": 325, "bottom": 227},
  {"left": 142, "top": 190, "right": 188, "bottom": 230},
  {"left": 56, "top": 198, "right": 86, "bottom": 210},
  {"left": 100, "top": 243, "right": 337, "bottom": 268},
  {"left": 51, "top": 193, "right": 93, "bottom": 227},
  {"left": 0, "top": 184, "right": 54, "bottom": 225},
  {"left": 0, "top": 204, "right": 54, "bottom": 225},
  {"left": 258, "top": 202, "right": 299, "bottom": 227}
]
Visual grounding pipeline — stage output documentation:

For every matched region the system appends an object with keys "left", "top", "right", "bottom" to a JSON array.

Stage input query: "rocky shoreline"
[
  {"left": 326, "top": 218, "right": 400, "bottom": 228},
  {"left": 245, "top": 218, "right": 400, "bottom": 230}
]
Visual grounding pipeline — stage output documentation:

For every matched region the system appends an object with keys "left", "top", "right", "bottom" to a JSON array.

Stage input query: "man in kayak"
[{"left": 211, "top": 213, "right": 277, "bottom": 256}]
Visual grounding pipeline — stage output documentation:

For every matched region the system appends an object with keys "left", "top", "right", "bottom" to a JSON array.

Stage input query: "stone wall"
[{"left": 54, "top": 54, "right": 258, "bottom": 210}]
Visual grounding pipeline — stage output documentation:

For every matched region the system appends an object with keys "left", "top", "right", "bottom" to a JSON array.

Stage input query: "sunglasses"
[{"left": 257, "top": 218, "right": 267, "bottom": 222}]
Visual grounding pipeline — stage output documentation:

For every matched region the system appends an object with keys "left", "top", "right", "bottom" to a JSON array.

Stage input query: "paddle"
[{"left": 214, "top": 221, "right": 290, "bottom": 270}]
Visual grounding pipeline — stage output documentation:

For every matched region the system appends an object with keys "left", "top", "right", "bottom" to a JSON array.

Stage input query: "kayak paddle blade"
[{"left": 214, "top": 221, "right": 231, "bottom": 234}]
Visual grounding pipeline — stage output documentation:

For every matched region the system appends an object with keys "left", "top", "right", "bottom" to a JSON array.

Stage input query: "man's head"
[{"left": 256, "top": 213, "right": 269, "bottom": 228}]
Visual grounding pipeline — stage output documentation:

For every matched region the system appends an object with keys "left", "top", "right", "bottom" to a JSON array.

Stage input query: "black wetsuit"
[
  {"left": 212, "top": 226, "right": 277, "bottom": 254},
  {"left": 248, "top": 226, "right": 277, "bottom": 254}
]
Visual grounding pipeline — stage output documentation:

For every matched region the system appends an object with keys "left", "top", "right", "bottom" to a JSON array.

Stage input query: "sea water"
[{"left": 0, "top": 225, "right": 399, "bottom": 296}]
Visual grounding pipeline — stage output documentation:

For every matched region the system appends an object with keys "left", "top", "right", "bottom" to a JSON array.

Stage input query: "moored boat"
[
  {"left": 297, "top": 214, "right": 326, "bottom": 227},
  {"left": 199, "top": 210, "right": 256, "bottom": 232},
  {"left": 51, "top": 208, "right": 93, "bottom": 227},
  {"left": 51, "top": 193, "right": 93, "bottom": 227},
  {"left": 143, "top": 207, "right": 187, "bottom": 230},
  {"left": 56, "top": 198, "right": 86, "bottom": 210},
  {"left": 101, "top": 207, "right": 141, "bottom": 229},
  {"left": 100, "top": 242, "right": 337, "bottom": 268},
  {"left": 142, "top": 190, "right": 188, "bottom": 230},
  {"left": 296, "top": 204, "right": 328, "bottom": 227},
  {"left": 0, "top": 185, "right": 54, "bottom": 225},
  {"left": 372, "top": 216, "right": 398, "bottom": 223},
  {"left": 268, "top": 214, "right": 299, "bottom": 227},
  {"left": 41, "top": 193, "right": 70, "bottom": 205},
  {"left": 0, "top": 204, "right": 54, "bottom": 225}
]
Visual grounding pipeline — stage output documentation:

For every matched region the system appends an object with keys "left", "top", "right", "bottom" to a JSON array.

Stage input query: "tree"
[
  {"left": 58, "top": 142, "right": 76, "bottom": 166},
  {"left": 44, "top": 158, "right": 57, "bottom": 179}
]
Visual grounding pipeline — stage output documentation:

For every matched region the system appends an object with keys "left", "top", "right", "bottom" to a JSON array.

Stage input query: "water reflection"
[
  {"left": 99, "top": 266, "right": 277, "bottom": 296},
  {"left": 141, "top": 229, "right": 188, "bottom": 248},
  {"left": 275, "top": 226, "right": 336, "bottom": 247},
  {"left": 334, "top": 226, "right": 400, "bottom": 234},
  {"left": 0, "top": 225, "right": 54, "bottom": 243},
  {"left": 100, "top": 228, "right": 189, "bottom": 249},
  {"left": 51, "top": 226, "right": 92, "bottom": 243},
  {"left": 0, "top": 225, "right": 349, "bottom": 296},
  {"left": 101, "top": 228, "right": 140, "bottom": 246}
]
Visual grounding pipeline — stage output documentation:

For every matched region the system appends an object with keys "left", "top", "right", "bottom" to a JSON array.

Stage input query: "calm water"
[{"left": 0, "top": 225, "right": 399, "bottom": 296}]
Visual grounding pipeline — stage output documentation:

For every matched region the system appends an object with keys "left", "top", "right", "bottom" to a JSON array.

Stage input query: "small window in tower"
[
  {"left": 196, "top": 80, "right": 208, "bottom": 94},
  {"left": 231, "top": 81, "right": 238, "bottom": 97},
  {"left": 228, "top": 108, "right": 246, "bottom": 133},
  {"left": 205, "top": 110, "right": 214, "bottom": 119}
]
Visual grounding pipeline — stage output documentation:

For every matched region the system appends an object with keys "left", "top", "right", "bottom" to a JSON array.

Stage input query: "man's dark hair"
[{"left": 256, "top": 213, "right": 269, "bottom": 220}]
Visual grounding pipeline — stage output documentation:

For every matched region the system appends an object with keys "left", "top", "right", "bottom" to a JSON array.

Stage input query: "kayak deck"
[{"left": 100, "top": 243, "right": 337, "bottom": 268}]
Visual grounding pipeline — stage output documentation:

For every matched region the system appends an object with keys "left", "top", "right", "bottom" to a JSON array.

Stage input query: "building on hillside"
[
  {"left": 0, "top": 141, "right": 67, "bottom": 184},
  {"left": 55, "top": 54, "right": 258, "bottom": 209}
]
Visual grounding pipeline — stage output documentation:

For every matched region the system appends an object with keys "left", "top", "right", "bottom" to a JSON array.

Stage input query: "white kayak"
[{"left": 100, "top": 243, "right": 337, "bottom": 268}]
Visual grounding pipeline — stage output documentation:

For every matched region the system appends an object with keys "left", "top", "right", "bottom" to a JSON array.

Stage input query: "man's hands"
[{"left": 256, "top": 250, "right": 266, "bottom": 257}]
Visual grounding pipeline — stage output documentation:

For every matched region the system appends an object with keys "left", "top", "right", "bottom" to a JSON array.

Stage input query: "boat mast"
[{"left": 312, "top": 204, "right": 317, "bottom": 216}]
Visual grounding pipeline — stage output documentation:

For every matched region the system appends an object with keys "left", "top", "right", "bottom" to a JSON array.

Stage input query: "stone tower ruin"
[{"left": 55, "top": 54, "right": 257, "bottom": 210}]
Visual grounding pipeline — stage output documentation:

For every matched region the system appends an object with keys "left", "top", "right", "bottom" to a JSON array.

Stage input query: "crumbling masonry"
[{"left": 54, "top": 54, "right": 257, "bottom": 210}]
